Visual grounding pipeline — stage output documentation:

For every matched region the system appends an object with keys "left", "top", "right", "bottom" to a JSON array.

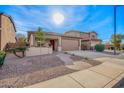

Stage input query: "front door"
[{"left": 50, "top": 40, "right": 55, "bottom": 51}]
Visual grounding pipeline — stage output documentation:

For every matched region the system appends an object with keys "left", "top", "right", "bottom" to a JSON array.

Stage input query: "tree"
[
  {"left": 121, "top": 44, "right": 124, "bottom": 50},
  {"left": 16, "top": 33, "right": 27, "bottom": 47},
  {"left": 35, "top": 27, "right": 45, "bottom": 47},
  {"left": 111, "top": 34, "right": 124, "bottom": 50}
]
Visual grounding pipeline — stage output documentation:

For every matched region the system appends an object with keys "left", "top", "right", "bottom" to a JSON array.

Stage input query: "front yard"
[{"left": 0, "top": 52, "right": 101, "bottom": 88}]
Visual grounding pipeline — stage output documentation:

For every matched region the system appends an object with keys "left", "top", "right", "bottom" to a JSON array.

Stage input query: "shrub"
[
  {"left": 95, "top": 44, "right": 105, "bottom": 52},
  {"left": 0, "top": 51, "right": 6, "bottom": 66}
]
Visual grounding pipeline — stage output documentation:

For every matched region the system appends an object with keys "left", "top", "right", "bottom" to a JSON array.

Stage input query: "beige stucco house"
[
  {"left": 0, "top": 13, "right": 16, "bottom": 50},
  {"left": 28, "top": 30, "right": 101, "bottom": 51}
]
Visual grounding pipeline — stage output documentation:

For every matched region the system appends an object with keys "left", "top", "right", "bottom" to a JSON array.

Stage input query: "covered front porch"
[{"left": 45, "top": 34, "right": 62, "bottom": 51}]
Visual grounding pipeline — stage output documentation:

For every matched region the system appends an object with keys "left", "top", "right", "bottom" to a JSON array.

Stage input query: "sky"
[{"left": 0, "top": 5, "right": 124, "bottom": 43}]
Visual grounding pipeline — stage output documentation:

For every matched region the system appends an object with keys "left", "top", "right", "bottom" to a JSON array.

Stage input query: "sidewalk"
[{"left": 27, "top": 57, "right": 124, "bottom": 88}]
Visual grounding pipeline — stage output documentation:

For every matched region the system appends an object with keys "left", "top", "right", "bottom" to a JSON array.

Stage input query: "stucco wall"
[
  {"left": 90, "top": 40, "right": 101, "bottom": 47},
  {"left": 64, "top": 31, "right": 80, "bottom": 37},
  {"left": 45, "top": 34, "right": 60, "bottom": 39},
  {"left": 26, "top": 47, "right": 53, "bottom": 57},
  {"left": 0, "top": 15, "right": 16, "bottom": 50},
  {"left": 80, "top": 33, "right": 89, "bottom": 39}
]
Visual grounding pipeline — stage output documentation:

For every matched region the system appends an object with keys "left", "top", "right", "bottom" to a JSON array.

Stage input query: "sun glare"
[{"left": 52, "top": 12, "right": 64, "bottom": 25}]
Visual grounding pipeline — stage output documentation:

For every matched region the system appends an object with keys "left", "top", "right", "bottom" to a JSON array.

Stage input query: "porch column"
[
  {"left": 58, "top": 37, "right": 62, "bottom": 51},
  {"left": 79, "top": 39, "right": 81, "bottom": 50},
  {"left": 30, "top": 34, "right": 35, "bottom": 47}
]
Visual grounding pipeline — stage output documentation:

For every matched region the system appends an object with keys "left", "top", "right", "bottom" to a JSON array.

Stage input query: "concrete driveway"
[{"left": 66, "top": 50, "right": 124, "bottom": 59}]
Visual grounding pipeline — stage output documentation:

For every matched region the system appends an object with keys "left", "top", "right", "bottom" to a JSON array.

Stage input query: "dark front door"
[{"left": 50, "top": 40, "right": 55, "bottom": 51}]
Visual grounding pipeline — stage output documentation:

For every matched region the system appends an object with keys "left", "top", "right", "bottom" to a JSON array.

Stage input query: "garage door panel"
[{"left": 62, "top": 39, "right": 79, "bottom": 51}]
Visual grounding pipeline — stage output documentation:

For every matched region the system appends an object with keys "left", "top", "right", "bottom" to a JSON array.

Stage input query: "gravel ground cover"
[
  {"left": 0, "top": 52, "right": 102, "bottom": 87},
  {"left": 0, "top": 66, "right": 76, "bottom": 88}
]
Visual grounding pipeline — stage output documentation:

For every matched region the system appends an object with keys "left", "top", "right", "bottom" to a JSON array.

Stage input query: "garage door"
[{"left": 62, "top": 38, "right": 79, "bottom": 51}]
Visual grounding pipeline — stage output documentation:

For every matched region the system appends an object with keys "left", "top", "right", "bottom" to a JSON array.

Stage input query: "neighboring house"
[
  {"left": 64, "top": 30, "right": 101, "bottom": 50},
  {"left": 0, "top": 13, "right": 16, "bottom": 50},
  {"left": 105, "top": 42, "right": 114, "bottom": 50},
  {"left": 28, "top": 30, "right": 101, "bottom": 51}
]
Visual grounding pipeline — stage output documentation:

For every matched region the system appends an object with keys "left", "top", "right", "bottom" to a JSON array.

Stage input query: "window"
[{"left": 92, "top": 35, "right": 96, "bottom": 39}]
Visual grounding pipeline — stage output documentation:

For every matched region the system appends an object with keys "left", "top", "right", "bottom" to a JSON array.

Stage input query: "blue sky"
[{"left": 0, "top": 5, "right": 124, "bottom": 43}]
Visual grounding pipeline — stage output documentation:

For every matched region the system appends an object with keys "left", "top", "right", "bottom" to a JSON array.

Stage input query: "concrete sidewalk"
[
  {"left": 66, "top": 50, "right": 124, "bottom": 59},
  {"left": 27, "top": 58, "right": 124, "bottom": 88}
]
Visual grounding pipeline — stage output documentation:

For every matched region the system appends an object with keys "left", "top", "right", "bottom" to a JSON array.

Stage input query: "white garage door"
[{"left": 62, "top": 38, "right": 79, "bottom": 51}]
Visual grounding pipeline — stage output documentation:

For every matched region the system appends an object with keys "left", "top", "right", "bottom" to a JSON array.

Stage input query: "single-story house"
[
  {"left": 28, "top": 30, "right": 102, "bottom": 51},
  {"left": 0, "top": 13, "right": 16, "bottom": 50},
  {"left": 105, "top": 42, "right": 114, "bottom": 50}
]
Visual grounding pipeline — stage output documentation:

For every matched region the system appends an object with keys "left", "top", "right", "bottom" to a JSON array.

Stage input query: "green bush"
[
  {"left": 95, "top": 44, "right": 105, "bottom": 52},
  {"left": 0, "top": 51, "right": 6, "bottom": 66}
]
